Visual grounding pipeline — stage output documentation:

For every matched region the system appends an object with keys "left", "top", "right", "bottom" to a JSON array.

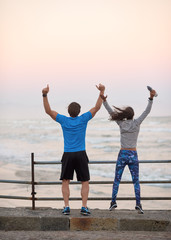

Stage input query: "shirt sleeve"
[
  {"left": 81, "top": 111, "right": 92, "bottom": 122},
  {"left": 135, "top": 99, "right": 153, "bottom": 125},
  {"left": 56, "top": 113, "right": 66, "bottom": 124}
]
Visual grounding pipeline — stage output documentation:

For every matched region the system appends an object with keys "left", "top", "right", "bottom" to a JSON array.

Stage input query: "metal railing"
[{"left": 0, "top": 152, "right": 171, "bottom": 210}]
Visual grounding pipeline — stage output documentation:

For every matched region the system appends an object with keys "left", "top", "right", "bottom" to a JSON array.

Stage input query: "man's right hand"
[
  {"left": 42, "top": 84, "right": 49, "bottom": 94},
  {"left": 96, "top": 84, "right": 105, "bottom": 92}
]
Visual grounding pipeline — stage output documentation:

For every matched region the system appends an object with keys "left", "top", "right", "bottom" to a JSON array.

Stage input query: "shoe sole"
[
  {"left": 80, "top": 212, "right": 91, "bottom": 216},
  {"left": 135, "top": 207, "right": 144, "bottom": 214},
  {"left": 62, "top": 212, "right": 70, "bottom": 215},
  {"left": 137, "top": 210, "right": 144, "bottom": 214},
  {"left": 109, "top": 205, "right": 117, "bottom": 211}
]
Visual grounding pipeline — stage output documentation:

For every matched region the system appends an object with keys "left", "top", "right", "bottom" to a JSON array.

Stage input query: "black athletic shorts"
[{"left": 60, "top": 151, "right": 90, "bottom": 181}]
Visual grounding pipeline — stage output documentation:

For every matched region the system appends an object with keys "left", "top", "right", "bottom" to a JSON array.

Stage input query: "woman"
[{"left": 100, "top": 87, "right": 156, "bottom": 214}]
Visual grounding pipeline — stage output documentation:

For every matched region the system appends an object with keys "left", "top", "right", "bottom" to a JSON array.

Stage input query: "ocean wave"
[
  {"left": 0, "top": 117, "right": 171, "bottom": 190},
  {"left": 141, "top": 128, "right": 171, "bottom": 133},
  {"left": 87, "top": 137, "right": 119, "bottom": 144}
]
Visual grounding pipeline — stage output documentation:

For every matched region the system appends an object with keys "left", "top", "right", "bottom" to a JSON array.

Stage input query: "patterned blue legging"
[{"left": 112, "top": 150, "right": 141, "bottom": 205}]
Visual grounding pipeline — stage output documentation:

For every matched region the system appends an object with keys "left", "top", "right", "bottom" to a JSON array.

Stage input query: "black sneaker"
[
  {"left": 80, "top": 207, "right": 91, "bottom": 216},
  {"left": 62, "top": 206, "right": 70, "bottom": 215},
  {"left": 109, "top": 201, "right": 117, "bottom": 211},
  {"left": 135, "top": 204, "right": 144, "bottom": 214}
]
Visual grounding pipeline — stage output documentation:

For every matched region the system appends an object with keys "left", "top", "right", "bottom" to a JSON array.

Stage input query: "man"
[{"left": 42, "top": 84, "right": 105, "bottom": 215}]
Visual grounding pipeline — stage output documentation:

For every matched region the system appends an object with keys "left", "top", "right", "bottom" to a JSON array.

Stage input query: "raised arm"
[
  {"left": 89, "top": 84, "right": 105, "bottom": 118},
  {"left": 42, "top": 84, "right": 58, "bottom": 121},
  {"left": 135, "top": 88, "right": 156, "bottom": 125},
  {"left": 99, "top": 92, "right": 114, "bottom": 115}
]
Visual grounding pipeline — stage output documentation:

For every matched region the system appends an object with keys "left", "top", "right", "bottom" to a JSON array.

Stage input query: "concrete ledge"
[
  {"left": 0, "top": 216, "right": 69, "bottom": 231},
  {"left": 70, "top": 217, "right": 118, "bottom": 231},
  {"left": 0, "top": 208, "right": 69, "bottom": 231},
  {"left": 0, "top": 208, "right": 170, "bottom": 232},
  {"left": 119, "top": 219, "right": 170, "bottom": 232}
]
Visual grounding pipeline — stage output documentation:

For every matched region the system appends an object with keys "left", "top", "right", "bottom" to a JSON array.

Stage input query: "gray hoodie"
[{"left": 103, "top": 99, "right": 153, "bottom": 148}]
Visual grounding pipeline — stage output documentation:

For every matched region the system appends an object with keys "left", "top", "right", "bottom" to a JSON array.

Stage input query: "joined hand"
[{"left": 96, "top": 83, "right": 105, "bottom": 92}]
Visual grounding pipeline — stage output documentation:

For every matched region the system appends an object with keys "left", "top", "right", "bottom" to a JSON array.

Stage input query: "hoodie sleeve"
[
  {"left": 103, "top": 100, "right": 114, "bottom": 115},
  {"left": 135, "top": 99, "right": 153, "bottom": 125}
]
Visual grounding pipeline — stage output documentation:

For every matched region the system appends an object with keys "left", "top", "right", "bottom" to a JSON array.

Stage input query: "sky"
[{"left": 0, "top": 0, "right": 171, "bottom": 119}]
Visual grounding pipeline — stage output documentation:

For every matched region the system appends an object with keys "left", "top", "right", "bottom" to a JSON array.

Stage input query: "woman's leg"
[
  {"left": 112, "top": 151, "right": 126, "bottom": 202},
  {"left": 128, "top": 152, "right": 141, "bottom": 205}
]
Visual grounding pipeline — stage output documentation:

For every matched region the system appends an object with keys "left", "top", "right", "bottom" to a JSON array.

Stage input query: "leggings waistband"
[{"left": 121, "top": 148, "right": 136, "bottom": 151}]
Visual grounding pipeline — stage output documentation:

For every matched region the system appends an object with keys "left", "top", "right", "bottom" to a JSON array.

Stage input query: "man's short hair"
[{"left": 68, "top": 102, "right": 81, "bottom": 117}]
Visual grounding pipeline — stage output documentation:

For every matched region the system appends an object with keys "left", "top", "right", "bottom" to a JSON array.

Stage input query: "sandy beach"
[{"left": 0, "top": 161, "right": 171, "bottom": 210}]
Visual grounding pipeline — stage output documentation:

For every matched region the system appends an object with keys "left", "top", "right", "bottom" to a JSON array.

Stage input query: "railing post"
[{"left": 31, "top": 152, "right": 36, "bottom": 210}]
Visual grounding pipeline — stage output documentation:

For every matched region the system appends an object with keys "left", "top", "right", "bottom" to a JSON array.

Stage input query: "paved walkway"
[{"left": 0, "top": 230, "right": 171, "bottom": 240}]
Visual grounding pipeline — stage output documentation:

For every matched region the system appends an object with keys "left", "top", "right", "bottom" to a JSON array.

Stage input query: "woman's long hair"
[{"left": 110, "top": 106, "right": 134, "bottom": 121}]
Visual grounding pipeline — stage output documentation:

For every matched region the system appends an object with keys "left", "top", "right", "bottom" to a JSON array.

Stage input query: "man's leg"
[
  {"left": 62, "top": 179, "right": 70, "bottom": 207},
  {"left": 81, "top": 181, "right": 89, "bottom": 207}
]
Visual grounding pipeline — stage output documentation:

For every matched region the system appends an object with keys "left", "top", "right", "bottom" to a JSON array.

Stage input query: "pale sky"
[{"left": 0, "top": 0, "right": 171, "bottom": 118}]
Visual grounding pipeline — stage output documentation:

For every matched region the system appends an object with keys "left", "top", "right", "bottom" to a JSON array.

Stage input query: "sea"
[{"left": 0, "top": 116, "right": 171, "bottom": 188}]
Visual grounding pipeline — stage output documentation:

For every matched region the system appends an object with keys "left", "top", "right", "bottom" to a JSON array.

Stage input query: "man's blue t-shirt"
[{"left": 56, "top": 111, "right": 92, "bottom": 152}]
